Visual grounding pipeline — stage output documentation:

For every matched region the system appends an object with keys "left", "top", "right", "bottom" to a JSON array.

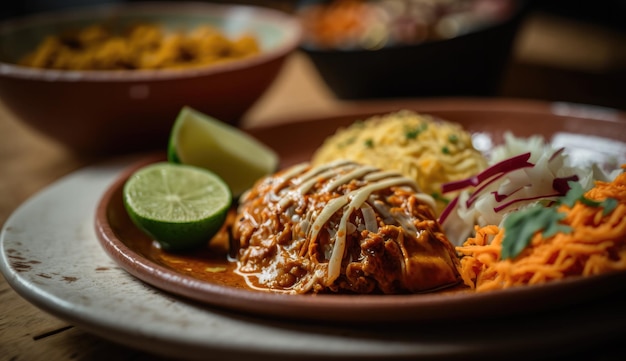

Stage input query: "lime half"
[
  {"left": 123, "top": 162, "right": 232, "bottom": 251},
  {"left": 168, "top": 107, "right": 279, "bottom": 197}
]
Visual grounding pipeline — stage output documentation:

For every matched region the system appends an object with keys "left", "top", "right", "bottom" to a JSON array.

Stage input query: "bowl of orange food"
[{"left": 0, "top": 2, "right": 301, "bottom": 154}]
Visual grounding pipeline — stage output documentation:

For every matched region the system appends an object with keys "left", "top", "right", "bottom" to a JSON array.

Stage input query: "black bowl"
[{"left": 299, "top": 0, "right": 528, "bottom": 99}]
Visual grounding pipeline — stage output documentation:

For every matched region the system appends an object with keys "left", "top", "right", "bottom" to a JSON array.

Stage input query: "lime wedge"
[
  {"left": 168, "top": 107, "right": 279, "bottom": 197},
  {"left": 123, "top": 162, "right": 232, "bottom": 251}
]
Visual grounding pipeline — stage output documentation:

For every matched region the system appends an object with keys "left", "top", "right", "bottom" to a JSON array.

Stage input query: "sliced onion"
[
  {"left": 441, "top": 152, "right": 533, "bottom": 193},
  {"left": 438, "top": 196, "right": 458, "bottom": 224}
]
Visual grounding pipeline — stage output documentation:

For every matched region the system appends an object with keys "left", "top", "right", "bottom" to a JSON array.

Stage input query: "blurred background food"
[
  {"left": 0, "top": 0, "right": 624, "bottom": 156},
  {"left": 3, "top": 0, "right": 625, "bottom": 104},
  {"left": 241, "top": 0, "right": 623, "bottom": 111},
  {"left": 297, "top": 0, "right": 517, "bottom": 50},
  {"left": 296, "top": 0, "right": 525, "bottom": 98},
  {"left": 0, "top": 1, "right": 301, "bottom": 154},
  {"left": 17, "top": 22, "right": 261, "bottom": 70}
]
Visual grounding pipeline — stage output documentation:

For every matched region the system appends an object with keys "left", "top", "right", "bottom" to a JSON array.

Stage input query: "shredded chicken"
[{"left": 233, "top": 160, "right": 461, "bottom": 294}]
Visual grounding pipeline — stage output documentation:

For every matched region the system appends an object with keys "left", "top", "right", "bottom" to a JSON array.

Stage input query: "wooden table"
[{"left": 2, "top": 12, "right": 626, "bottom": 359}]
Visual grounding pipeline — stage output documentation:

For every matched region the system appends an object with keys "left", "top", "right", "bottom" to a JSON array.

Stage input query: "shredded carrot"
[{"left": 456, "top": 165, "right": 626, "bottom": 292}]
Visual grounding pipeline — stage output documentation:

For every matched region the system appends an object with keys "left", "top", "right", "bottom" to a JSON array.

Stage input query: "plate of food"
[
  {"left": 94, "top": 98, "right": 626, "bottom": 323},
  {"left": 3, "top": 98, "right": 626, "bottom": 359}
]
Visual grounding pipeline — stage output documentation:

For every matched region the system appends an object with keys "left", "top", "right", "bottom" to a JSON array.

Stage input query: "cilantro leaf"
[
  {"left": 560, "top": 180, "right": 618, "bottom": 215},
  {"left": 559, "top": 181, "right": 585, "bottom": 207},
  {"left": 601, "top": 198, "right": 618, "bottom": 216},
  {"left": 501, "top": 204, "right": 571, "bottom": 260},
  {"left": 501, "top": 180, "right": 618, "bottom": 260}
]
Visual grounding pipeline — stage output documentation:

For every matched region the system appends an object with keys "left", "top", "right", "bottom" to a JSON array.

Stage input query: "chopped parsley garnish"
[
  {"left": 404, "top": 123, "right": 428, "bottom": 140},
  {"left": 405, "top": 129, "right": 420, "bottom": 139},
  {"left": 364, "top": 139, "right": 374, "bottom": 148},
  {"left": 501, "top": 181, "right": 618, "bottom": 260},
  {"left": 448, "top": 134, "right": 458, "bottom": 144},
  {"left": 442, "top": 146, "right": 450, "bottom": 155}
]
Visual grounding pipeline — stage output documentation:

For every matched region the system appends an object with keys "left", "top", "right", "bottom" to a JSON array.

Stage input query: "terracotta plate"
[{"left": 95, "top": 98, "right": 626, "bottom": 323}]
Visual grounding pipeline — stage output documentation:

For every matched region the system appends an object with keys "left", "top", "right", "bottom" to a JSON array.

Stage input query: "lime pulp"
[{"left": 123, "top": 162, "right": 232, "bottom": 251}]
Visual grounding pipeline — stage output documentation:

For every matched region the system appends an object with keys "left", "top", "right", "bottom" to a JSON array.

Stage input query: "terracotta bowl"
[{"left": 0, "top": 2, "right": 301, "bottom": 154}]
